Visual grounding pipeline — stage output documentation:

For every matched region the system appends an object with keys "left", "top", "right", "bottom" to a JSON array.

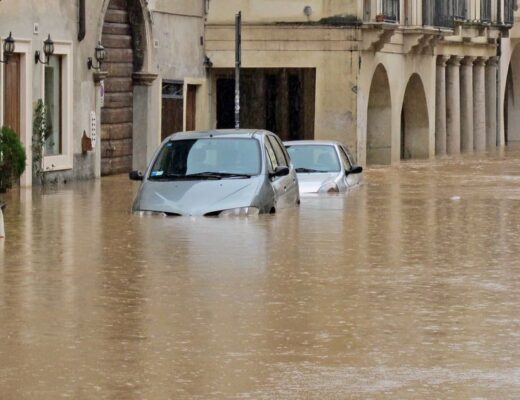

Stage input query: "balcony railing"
[
  {"left": 503, "top": 0, "right": 514, "bottom": 24},
  {"left": 423, "top": 0, "right": 469, "bottom": 27},
  {"left": 480, "top": 0, "right": 492, "bottom": 22}
]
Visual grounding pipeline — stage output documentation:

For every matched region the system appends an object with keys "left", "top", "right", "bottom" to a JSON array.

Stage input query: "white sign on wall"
[
  {"left": 90, "top": 111, "right": 97, "bottom": 148},
  {"left": 100, "top": 80, "right": 105, "bottom": 108}
]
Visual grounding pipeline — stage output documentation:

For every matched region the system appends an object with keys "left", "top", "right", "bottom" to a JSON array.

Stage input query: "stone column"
[
  {"left": 473, "top": 57, "right": 487, "bottom": 152},
  {"left": 460, "top": 57, "right": 475, "bottom": 153},
  {"left": 485, "top": 57, "right": 498, "bottom": 148},
  {"left": 435, "top": 56, "right": 449, "bottom": 156},
  {"left": 446, "top": 56, "right": 462, "bottom": 155}
]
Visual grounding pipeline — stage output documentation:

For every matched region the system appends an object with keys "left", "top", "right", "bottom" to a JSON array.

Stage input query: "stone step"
[
  {"left": 102, "top": 34, "right": 132, "bottom": 49},
  {"left": 105, "top": 62, "right": 133, "bottom": 77},
  {"left": 101, "top": 155, "right": 132, "bottom": 176},
  {"left": 104, "top": 48, "right": 133, "bottom": 63},
  {"left": 101, "top": 122, "right": 133, "bottom": 140},
  {"left": 108, "top": 0, "right": 128, "bottom": 11},
  {"left": 101, "top": 138, "right": 133, "bottom": 159},
  {"left": 104, "top": 9, "right": 129, "bottom": 24},
  {"left": 104, "top": 92, "right": 133, "bottom": 108},
  {"left": 102, "top": 22, "right": 131, "bottom": 36}
]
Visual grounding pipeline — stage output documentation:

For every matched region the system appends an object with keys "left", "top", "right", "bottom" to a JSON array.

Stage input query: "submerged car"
[
  {"left": 130, "top": 130, "right": 299, "bottom": 216},
  {"left": 284, "top": 140, "right": 363, "bottom": 194}
]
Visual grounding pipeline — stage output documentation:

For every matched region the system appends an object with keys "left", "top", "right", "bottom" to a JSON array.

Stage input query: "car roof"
[
  {"left": 283, "top": 140, "right": 343, "bottom": 146},
  {"left": 165, "top": 129, "right": 273, "bottom": 141}
]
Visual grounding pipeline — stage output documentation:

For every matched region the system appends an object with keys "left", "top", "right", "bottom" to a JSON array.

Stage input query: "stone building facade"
[
  {"left": 203, "top": 0, "right": 517, "bottom": 166},
  {"left": 0, "top": 0, "right": 205, "bottom": 186}
]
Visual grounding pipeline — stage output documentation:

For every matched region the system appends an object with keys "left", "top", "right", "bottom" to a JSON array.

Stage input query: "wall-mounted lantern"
[
  {"left": 87, "top": 42, "right": 106, "bottom": 70},
  {"left": 35, "top": 34, "right": 55, "bottom": 65},
  {"left": 203, "top": 55, "right": 213, "bottom": 69},
  {"left": 0, "top": 32, "right": 16, "bottom": 64}
]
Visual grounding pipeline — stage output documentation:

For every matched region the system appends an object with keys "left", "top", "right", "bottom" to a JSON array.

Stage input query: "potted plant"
[{"left": 0, "top": 126, "right": 26, "bottom": 193}]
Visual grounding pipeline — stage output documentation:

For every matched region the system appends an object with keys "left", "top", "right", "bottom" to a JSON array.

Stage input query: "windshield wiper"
[
  {"left": 185, "top": 172, "right": 251, "bottom": 179},
  {"left": 296, "top": 167, "right": 328, "bottom": 173},
  {"left": 148, "top": 173, "right": 185, "bottom": 181}
]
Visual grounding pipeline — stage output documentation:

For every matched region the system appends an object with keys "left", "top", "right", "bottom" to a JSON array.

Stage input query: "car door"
[
  {"left": 269, "top": 135, "right": 299, "bottom": 205},
  {"left": 265, "top": 135, "right": 296, "bottom": 209},
  {"left": 339, "top": 145, "right": 360, "bottom": 187}
]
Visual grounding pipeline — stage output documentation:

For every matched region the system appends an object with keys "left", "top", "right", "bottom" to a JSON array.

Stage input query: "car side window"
[
  {"left": 338, "top": 146, "right": 353, "bottom": 171},
  {"left": 264, "top": 138, "right": 279, "bottom": 172},
  {"left": 267, "top": 136, "right": 288, "bottom": 167}
]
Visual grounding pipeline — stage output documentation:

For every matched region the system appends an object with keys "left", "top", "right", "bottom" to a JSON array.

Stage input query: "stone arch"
[
  {"left": 367, "top": 64, "right": 392, "bottom": 165},
  {"left": 99, "top": 0, "right": 156, "bottom": 176},
  {"left": 400, "top": 73, "right": 429, "bottom": 160},
  {"left": 504, "top": 44, "right": 520, "bottom": 144}
]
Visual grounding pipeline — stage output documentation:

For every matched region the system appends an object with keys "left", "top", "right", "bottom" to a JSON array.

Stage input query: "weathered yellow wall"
[
  {"left": 207, "top": 0, "right": 361, "bottom": 24},
  {"left": 205, "top": 25, "right": 361, "bottom": 149}
]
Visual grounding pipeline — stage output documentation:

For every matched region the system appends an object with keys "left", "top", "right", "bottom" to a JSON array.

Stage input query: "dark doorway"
[
  {"left": 215, "top": 68, "right": 316, "bottom": 141},
  {"left": 217, "top": 79, "right": 235, "bottom": 129}
]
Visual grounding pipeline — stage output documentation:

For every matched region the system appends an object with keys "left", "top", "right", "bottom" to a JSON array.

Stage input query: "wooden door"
[
  {"left": 186, "top": 85, "right": 197, "bottom": 131},
  {"left": 4, "top": 54, "right": 21, "bottom": 135}
]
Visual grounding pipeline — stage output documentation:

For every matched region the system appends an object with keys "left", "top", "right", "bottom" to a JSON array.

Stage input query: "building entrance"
[{"left": 215, "top": 68, "right": 315, "bottom": 141}]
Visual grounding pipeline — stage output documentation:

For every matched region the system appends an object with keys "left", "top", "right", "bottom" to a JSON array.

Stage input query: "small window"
[
  {"left": 44, "top": 55, "right": 62, "bottom": 156},
  {"left": 264, "top": 138, "right": 279, "bottom": 171},
  {"left": 338, "top": 146, "right": 352, "bottom": 171},
  {"left": 162, "top": 81, "right": 183, "bottom": 99},
  {"left": 267, "top": 136, "right": 288, "bottom": 167}
]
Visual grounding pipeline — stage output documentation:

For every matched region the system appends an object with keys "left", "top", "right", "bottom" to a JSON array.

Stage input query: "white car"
[{"left": 284, "top": 140, "right": 363, "bottom": 194}]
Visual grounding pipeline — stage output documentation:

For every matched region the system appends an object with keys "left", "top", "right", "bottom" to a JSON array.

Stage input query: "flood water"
[{"left": 1, "top": 148, "right": 520, "bottom": 399}]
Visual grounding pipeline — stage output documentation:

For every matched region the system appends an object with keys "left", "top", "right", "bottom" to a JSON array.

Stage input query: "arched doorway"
[
  {"left": 504, "top": 44, "right": 520, "bottom": 145},
  {"left": 101, "top": 0, "right": 147, "bottom": 175},
  {"left": 367, "top": 64, "right": 392, "bottom": 165},
  {"left": 400, "top": 74, "right": 429, "bottom": 160}
]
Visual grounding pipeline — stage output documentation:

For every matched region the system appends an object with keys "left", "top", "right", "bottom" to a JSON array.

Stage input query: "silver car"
[
  {"left": 130, "top": 130, "right": 299, "bottom": 216},
  {"left": 284, "top": 140, "right": 363, "bottom": 194}
]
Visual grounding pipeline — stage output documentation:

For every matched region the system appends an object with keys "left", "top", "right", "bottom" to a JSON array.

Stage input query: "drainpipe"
[
  {"left": 78, "top": 0, "right": 86, "bottom": 42},
  {"left": 497, "top": 30, "right": 502, "bottom": 146}
]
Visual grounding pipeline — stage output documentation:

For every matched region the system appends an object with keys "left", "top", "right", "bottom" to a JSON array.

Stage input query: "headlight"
[
  {"left": 138, "top": 211, "right": 180, "bottom": 217},
  {"left": 219, "top": 207, "right": 260, "bottom": 217},
  {"left": 318, "top": 182, "right": 339, "bottom": 193}
]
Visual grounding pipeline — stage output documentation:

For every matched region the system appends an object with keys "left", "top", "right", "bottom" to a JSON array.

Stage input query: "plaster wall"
[{"left": 206, "top": 0, "right": 362, "bottom": 24}]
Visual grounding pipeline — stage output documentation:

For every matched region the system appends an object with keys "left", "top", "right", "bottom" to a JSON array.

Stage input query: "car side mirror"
[
  {"left": 270, "top": 166, "right": 290, "bottom": 178},
  {"left": 129, "top": 170, "right": 144, "bottom": 181},
  {"left": 348, "top": 166, "right": 363, "bottom": 175}
]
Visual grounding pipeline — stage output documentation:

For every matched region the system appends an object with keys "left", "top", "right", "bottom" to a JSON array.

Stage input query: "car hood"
[
  {"left": 296, "top": 172, "right": 339, "bottom": 193},
  {"left": 135, "top": 178, "right": 261, "bottom": 216}
]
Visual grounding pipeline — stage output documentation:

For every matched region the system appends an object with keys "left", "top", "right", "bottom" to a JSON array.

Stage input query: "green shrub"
[{"left": 0, "top": 126, "right": 26, "bottom": 192}]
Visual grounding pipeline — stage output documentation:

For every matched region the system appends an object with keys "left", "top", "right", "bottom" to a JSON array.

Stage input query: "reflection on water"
[{"left": 1, "top": 148, "right": 520, "bottom": 399}]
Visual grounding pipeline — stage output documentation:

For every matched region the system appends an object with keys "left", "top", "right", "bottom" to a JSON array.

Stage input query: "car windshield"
[
  {"left": 286, "top": 145, "right": 341, "bottom": 173},
  {"left": 149, "top": 137, "right": 261, "bottom": 179}
]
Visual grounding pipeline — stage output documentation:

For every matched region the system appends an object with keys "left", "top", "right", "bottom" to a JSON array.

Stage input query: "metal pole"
[{"left": 235, "top": 11, "right": 241, "bottom": 129}]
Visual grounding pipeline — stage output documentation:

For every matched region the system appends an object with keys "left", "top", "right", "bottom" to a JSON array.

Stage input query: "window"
[
  {"left": 266, "top": 135, "right": 288, "bottom": 167},
  {"left": 44, "top": 56, "right": 62, "bottom": 156},
  {"left": 264, "top": 138, "right": 279, "bottom": 171},
  {"left": 338, "top": 146, "right": 353, "bottom": 171},
  {"left": 286, "top": 145, "right": 341, "bottom": 173},
  {"left": 149, "top": 138, "right": 262, "bottom": 178},
  {"left": 41, "top": 41, "right": 73, "bottom": 171}
]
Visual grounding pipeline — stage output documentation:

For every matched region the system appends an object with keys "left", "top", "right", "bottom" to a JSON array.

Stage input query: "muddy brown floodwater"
[{"left": 2, "top": 148, "right": 520, "bottom": 399}]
